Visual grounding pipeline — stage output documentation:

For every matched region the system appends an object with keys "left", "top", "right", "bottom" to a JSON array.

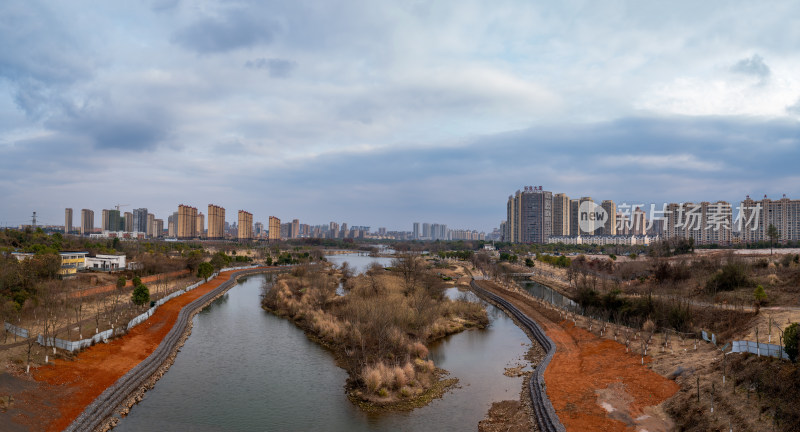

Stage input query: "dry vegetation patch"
[{"left": 261, "top": 258, "right": 488, "bottom": 408}]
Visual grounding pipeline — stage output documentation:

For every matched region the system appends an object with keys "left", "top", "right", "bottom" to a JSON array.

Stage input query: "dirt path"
[
  {"left": 19, "top": 270, "right": 242, "bottom": 432},
  {"left": 477, "top": 281, "right": 679, "bottom": 432}
]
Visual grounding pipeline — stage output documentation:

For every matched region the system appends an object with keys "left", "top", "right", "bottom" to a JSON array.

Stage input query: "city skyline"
[{"left": 2, "top": 1, "right": 800, "bottom": 231}]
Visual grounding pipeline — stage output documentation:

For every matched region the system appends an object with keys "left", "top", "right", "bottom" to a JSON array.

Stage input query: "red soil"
[
  {"left": 478, "top": 281, "right": 679, "bottom": 432},
  {"left": 32, "top": 269, "right": 247, "bottom": 432}
]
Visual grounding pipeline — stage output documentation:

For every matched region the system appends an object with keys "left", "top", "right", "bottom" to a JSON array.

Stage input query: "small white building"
[{"left": 85, "top": 254, "right": 127, "bottom": 271}]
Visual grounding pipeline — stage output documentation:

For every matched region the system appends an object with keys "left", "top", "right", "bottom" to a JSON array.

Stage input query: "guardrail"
[
  {"left": 64, "top": 267, "right": 289, "bottom": 432},
  {"left": 470, "top": 280, "right": 565, "bottom": 432}
]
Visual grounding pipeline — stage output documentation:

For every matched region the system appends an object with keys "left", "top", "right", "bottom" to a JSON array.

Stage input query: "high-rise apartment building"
[
  {"left": 269, "top": 216, "right": 281, "bottom": 241},
  {"left": 196, "top": 212, "right": 205, "bottom": 238},
  {"left": 177, "top": 205, "right": 199, "bottom": 239},
  {"left": 552, "top": 194, "right": 570, "bottom": 236},
  {"left": 569, "top": 199, "right": 580, "bottom": 236},
  {"left": 132, "top": 208, "right": 148, "bottom": 233},
  {"left": 65, "top": 208, "right": 73, "bottom": 234},
  {"left": 412, "top": 222, "right": 420, "bottom": 240},
  {"left": 665, "top": 201, "right": 732, "bottom": 245},
  {"left": 597, "top": 200, "right": 617, "bottom": 236},
  {"left": 617, "top": 212, "right": 630, "bottom": 235},
  {"left": 146, "top": 213, "right": 155, "bottom": 237},
  {"left": 168, "top": 214, "right": 176, "bottom": 237},
  {"left": 124, "top": 211, "right": 134, "bottom": 232},
  {"left": 80, "top": 209, "right": 94, "bottom": 235},
  {"left": 575, "top": 197, "right": 595, "bottom": 235},
  {"left": 291, "top": 219, "right": 300, "bottom": 239},
  {"left": 102, "top": 209, "right": 124, "bottom": 232},
  {"left": 255, "top": 221, "right": 264, "bottom": 237},
  {"left": 632, "top": 207, "right": 647, "bottom": 236},
  {"left": 207, "top": 204, "right": 225, "bottom": 240},
  {"left": 102, "top": 209, "right": 109, "bottom": 232},
  {"left": 328, "top": 222, "right": 339, "bottom": 239},
  {"left": 153, "top": 218, "right": 164, "bottom": 238},
  {"left": 740, "top": 194, "right": 800, "bottom": 243},
  {"left": 422, "top": 223, "right": 431, "bottom": 239},
  {"left": 238, "top": 211, "right": 253, "bottom": 240},
  {"left": 506, "top": 186, "right": 553, "bottom": 244},
  {"left": 506, "top": 197, "right": 517, "bottom": 241}
]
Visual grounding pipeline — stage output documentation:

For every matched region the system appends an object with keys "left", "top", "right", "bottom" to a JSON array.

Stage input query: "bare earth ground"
[
  {"left": 476, "top": 280, "right": 679, "bottom": 432},
  {"left": 515, "top": 266, "right": 794, "bottom": 431},
  {"left": 1, "top": 270, "right": 244, "bottom": 432}
]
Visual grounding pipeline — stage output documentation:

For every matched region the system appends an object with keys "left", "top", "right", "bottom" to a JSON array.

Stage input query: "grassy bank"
[{"left": 261, "top": 258, "right": 488, "bottom": 408}]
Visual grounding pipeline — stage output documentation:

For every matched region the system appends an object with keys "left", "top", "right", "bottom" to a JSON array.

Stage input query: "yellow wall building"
[
  {"left": 238, "top": 210, "right": 253, "bottom": 240},
  {"left": 268, "top": 216, "right": 280, "bottom": 241},
  {"left": 208, "top": 204, "right": 225, "bottom": 239}
]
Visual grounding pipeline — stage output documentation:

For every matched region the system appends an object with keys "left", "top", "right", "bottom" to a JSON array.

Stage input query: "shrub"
[
  {"left": 753, "top": 285, "right": 767, "bottom": 306},
  {"left": 131, "top": 284, "right": 150, "bottom": 307},
  {"left": 642, "top": 319, "right": 656, "bottom": 334},
  {"left": 400, "top": 386, "right": 412, "bottom": 398},
  {"left": 402, "top": 362, "right": 415, "bottom": 383},
  {"left": 393, "top": 366, "right": 408, "bottom": 388},
  {"left": 409, "top": 341, "right": 428, "bottom": 358},
  {"left": 784, "top": 323, "right": 799, "bottom": 363},
  {"left": 705, "top": 261, "right": 750, "bottom": 293},
  {"left": 197, "top": 262, "right": 214, "bottom": 280},
  {"left": 363, "top": 366, "right": 383, "bottom": 392}
]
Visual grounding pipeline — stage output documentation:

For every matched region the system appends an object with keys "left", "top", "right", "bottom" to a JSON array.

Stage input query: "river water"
[
  {"left": 324, "top": 253, "right": 395, "bottom": 275},
  {"left": 115, "top": 268, "right": 531, "bottom": 431}
]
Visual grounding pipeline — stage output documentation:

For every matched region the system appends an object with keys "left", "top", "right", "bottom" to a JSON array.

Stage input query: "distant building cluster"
[
  {"left": 504, "top": 186, "right": 800, "bottom": 246},
  {"left": 409, "top": 222, "right": 486, "bottom": 241},
  {"left": 60, "top": 203, "right": 454, "bottom": 242}
]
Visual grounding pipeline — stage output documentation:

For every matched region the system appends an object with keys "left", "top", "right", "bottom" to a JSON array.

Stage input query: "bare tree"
[
  {"left": 339, "top": 262, "right": 354, "bottom": 283},
  {"left": 71, "top": 285, "right": 85, "bottom": 340},
  {"left": 394, "top": 254, "right": 422, "bottom": 295},
  {"left": 0, "top": 299, "right": 14, "bottom": 344},
  {"left": 40, "top": 280, "right": 65, "bottom": 356}
]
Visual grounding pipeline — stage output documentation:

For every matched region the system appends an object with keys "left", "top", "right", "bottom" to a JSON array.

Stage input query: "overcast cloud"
[{"left": 1, "top": 0, "right": 799, "bottom": 231}]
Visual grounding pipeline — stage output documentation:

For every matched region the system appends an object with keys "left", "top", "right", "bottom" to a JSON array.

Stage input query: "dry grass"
[{"left": 261, "top": 260, "right": 487, "bottom": 405}]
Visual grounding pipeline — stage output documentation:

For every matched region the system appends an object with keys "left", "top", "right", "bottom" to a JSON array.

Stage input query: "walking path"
[
  {"left": 25, "top": 269, "right": 263, "bottom": 432},
  {"left": 476, "top": 280, "right": 679, "bottom": 432}
]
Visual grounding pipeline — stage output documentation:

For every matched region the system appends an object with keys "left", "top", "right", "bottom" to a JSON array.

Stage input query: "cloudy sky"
[{"left": 2, "top": 0, "right": 799, "bottom": 231}]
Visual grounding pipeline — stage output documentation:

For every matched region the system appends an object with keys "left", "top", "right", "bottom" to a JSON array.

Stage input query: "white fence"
[
  {"left": 125, "top": 274, "right": 216, "bottom": 331},
  {"left": 731, "top": 340, "right": 789, "bottom": 360},
  {"left": 4, "top": 322, "right": 29, "bottom": 338},
  {"left": 27, "top": 272, "right": 223, "bottom": 353},
  {"left": 37, "top": 329, "right": 116, "bottom": 352},
  {"left": 10, "top": 267, "right": 266, "bottom": 352},
  {"left": 219, "top": 264, "right": 259, "bottom": 272}
]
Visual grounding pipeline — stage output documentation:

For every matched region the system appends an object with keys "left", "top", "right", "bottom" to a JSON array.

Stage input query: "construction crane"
[{"left": 115, "top": 204, "right": 130, "bottom": 211}]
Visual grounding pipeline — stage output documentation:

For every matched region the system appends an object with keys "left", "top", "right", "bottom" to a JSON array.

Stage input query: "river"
[{"left": 115, "top": 266, "right": 532, "bottom": 431}]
